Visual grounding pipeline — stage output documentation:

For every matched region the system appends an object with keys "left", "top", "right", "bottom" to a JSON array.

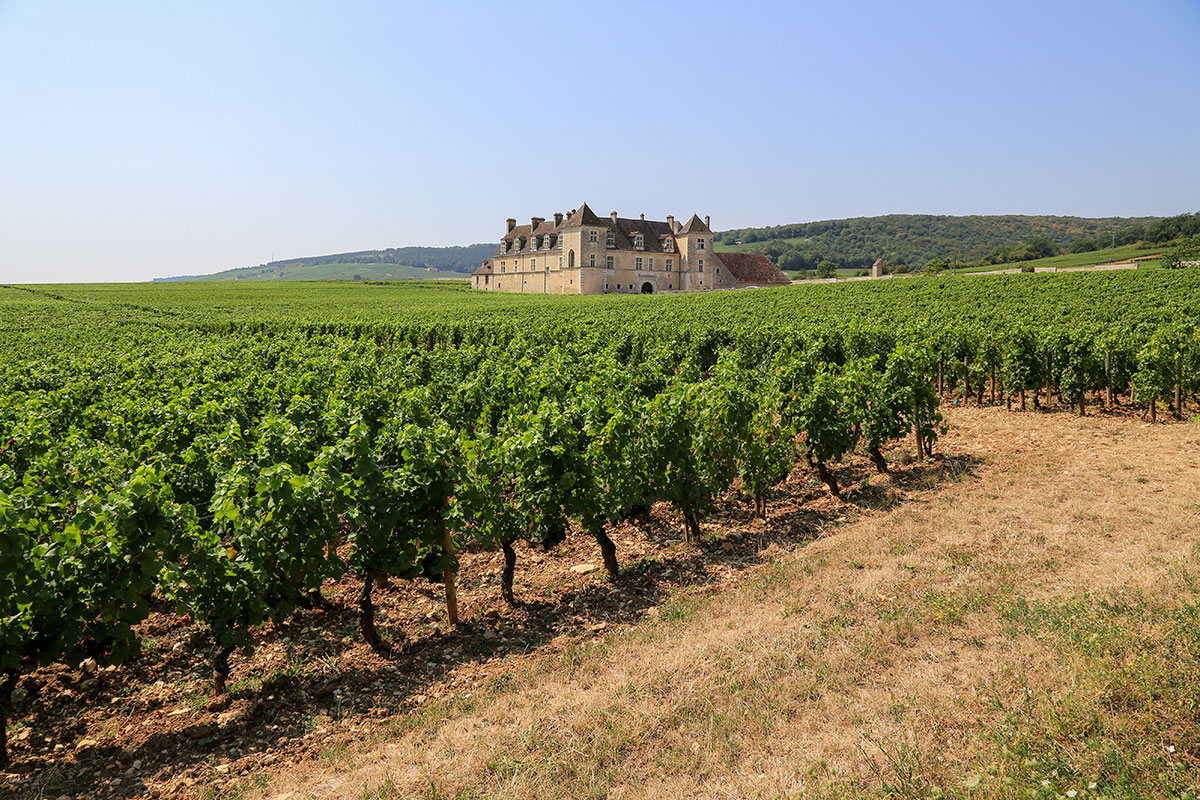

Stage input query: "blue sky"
[{"left": 1, "top": 0, "right": 1197, "bottom": 282}]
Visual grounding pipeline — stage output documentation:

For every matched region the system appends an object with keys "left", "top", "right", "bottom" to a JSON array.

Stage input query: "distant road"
[
  {"left": 791, "top": 257, "right": 1154, "bottom": 285},
  {"left": 964, "top": 259, "right": 1151, "bottom": 276}
]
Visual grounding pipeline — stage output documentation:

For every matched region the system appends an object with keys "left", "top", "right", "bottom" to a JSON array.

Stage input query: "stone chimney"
[
  {"left": 553, "top": 212, "right": 563, "bottom": 227},
  {"left": 704, "top": 215, "right": 710, "bottom": 229},
  {"left": 666, "top": 214, "right": 675, "bottom": 231},
  {"left": 639, "top": 213, "right": 645, "bottom": 221},
  {"left": 531, "top": 216, "right": 545, "bottom": 230},
  {"left": 506, "top": 218, "right": 516, "bottom": 234}
]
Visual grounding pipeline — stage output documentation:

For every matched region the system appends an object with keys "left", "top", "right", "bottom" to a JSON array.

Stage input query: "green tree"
[
  {"left": 777, "top": 249, "right": 809, "bottom": 273},
  {"left": 1162, "top": 234, "right": 1200, "bottom": 269},
  {"left": 1023, "top": 237, "right": 1058, "bottom": 260}
]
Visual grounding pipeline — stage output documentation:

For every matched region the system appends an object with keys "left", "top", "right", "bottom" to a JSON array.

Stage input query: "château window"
[
  {"left": 589, "top": 254, "right": 596, "bottom": 267},
  {"left": 634, "top": 233, "right": 644, "bottom": 250},
  {"left": 531, "top": 258, "right": 536, "bottom": 270},
  {"left": 664, "top": 238, "right": 673, "bottom": 252},
  {"left": 698, "top": 258, "right": 704, "bottom": 272},
  {"left": 606, "top": 231, "right": 615, "bottom": 248},
  {"left": 606, "top": 256, "right": 614, "bottom": 268},
  {"left": 635, "top": 257, "right": 643, "bottom": 269},
  {"left": 666, "top": 259, "right": 673, "bottom": 272},
  {"left": 559, "top": 256, "right": 563, "bottom": 268},
  {"left": 589, "top": 230, "right": 598, "bottom": 243},
  {"left": 648, "top": 257, "right": 654, "bottom": 269},
  {"left": 698, "top": 238, "right": 705, "bottom": 250}
]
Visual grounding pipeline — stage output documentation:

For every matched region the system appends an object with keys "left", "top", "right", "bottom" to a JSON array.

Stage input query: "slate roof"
[
  {"left": 605, "top": 217, "right": 678, "bottom": 254},
  {"left": 472, "top": 260, "right": 493, "bottom": 276},
  {"left": 494, "top": 203, "right": 710, "bottom": 258},
  {"left": 563, "top": 202, "right": 604, "bottom": 227},
  {"left": 715, "top": 253, "right": 790, "bottom": 285},
  {"left": 494, "top": 221, "right": 563, "bottom": 256}
]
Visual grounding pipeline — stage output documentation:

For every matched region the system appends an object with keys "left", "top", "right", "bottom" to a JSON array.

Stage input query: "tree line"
[{"left": 717, "top": 212, "right": 1199, "bottom": 273}]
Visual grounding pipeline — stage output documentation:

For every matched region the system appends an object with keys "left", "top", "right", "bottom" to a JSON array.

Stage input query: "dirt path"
[
  {"left": 789, "top": 255, "right": 1162, "bottom": 283},
  {"left": 239, "top": 409, "right": 1200, "bottom": 800}
]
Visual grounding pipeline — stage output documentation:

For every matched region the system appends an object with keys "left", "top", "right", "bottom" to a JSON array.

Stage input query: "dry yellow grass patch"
[{"left": 244, "top": 408, "right": 1200, "bottom": 800}]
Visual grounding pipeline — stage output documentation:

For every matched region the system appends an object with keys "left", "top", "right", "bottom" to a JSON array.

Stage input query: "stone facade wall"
[{"left": 476, "top": 214, "right": 723, "bottom": 295}]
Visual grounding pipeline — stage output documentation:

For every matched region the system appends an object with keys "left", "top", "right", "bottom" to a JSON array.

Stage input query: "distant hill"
[
  {"left": 155, "top": 213, "right": 1200, "bottom": 282},
  {"left": 156, "top": 244, "right": 494, "bottom": 282},
  {"left": 714, "top": 213, "right": 1196, "bottom": 272}
]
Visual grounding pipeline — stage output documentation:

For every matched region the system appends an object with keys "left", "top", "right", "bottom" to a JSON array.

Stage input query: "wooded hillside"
[
  {"left": 716, "top": 213, "right": 1199, "bottom": 272},
  {"left": 158, "top": 244, "right": 495, "bottom": 282}
]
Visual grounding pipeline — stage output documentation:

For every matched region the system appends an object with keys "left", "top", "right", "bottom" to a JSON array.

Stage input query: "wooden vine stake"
[
  {"left": 963, "top": 355, "right": 970, "bottom": 406},
  {"left": 913, "top": 399, "right": 926, "bottom": 460},
  {"left": 1045, "top": 353, "right": 1053, "bottom": 406},
  {"left": 1105, "top": 350, "right": 1113, "bottom": 409},
  {"left": 442, "top": 523, "right": 459, "bottom": 626}
]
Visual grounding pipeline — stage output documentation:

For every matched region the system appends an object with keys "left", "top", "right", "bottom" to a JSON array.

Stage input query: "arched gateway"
[{"left": 641, "top": 282, "right": 654, "bottom": 294}]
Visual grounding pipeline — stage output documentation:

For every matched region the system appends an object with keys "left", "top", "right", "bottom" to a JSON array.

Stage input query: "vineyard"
[{"left": 2, "top": 270, "right": 1200, "bottom": 795}]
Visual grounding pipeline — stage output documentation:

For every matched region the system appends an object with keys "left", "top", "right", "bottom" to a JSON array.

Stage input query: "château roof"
[
  {"left": 563, "top": 202, "right": 604, "bottom": 227},
  {"left": 606, "top": 217, "right": 677, "bottom": 254},
  {"left": 715, "top": 252, "right": 790, "bottom": 285},
  {"left": 494, "top": 204, "right": 715, "bottom": 257}
]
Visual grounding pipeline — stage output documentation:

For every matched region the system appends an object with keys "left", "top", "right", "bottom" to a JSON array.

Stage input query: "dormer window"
[
  {"left": 634, "top": 233, "right": 644, "bottom": 250},
  {"left": 515, "top": 237, "right": 523, "bottom": 250},
  {"left": 662, "top": 237, "right": 674, "bottom": 252},
  {"left": 544, "top": 235, "right": 553, "bottom": 250},
  {"left": 533, "top": 235, "right": 542, "bottom": 250},
  {"left": 606, "top": 231, "right": 615, "bottom": 248}
]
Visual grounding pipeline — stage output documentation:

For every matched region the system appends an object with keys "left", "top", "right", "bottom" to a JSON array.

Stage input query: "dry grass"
[{"left": 239, "top": 409, "right": 1200, "bottom": 800}]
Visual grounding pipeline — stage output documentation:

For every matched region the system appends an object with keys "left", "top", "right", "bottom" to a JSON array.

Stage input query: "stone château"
[{"left": 471, "top": 203, "right": 788, "bottom": 294}]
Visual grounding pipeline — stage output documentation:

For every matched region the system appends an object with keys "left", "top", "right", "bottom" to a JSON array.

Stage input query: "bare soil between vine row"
[{"left": 3, "top": 405, "right": 1199, "bottom": 799}]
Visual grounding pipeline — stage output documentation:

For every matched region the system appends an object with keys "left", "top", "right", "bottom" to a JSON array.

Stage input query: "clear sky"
[{"left": 1, "top": 0, "right": 1197, "bottom": 283}]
